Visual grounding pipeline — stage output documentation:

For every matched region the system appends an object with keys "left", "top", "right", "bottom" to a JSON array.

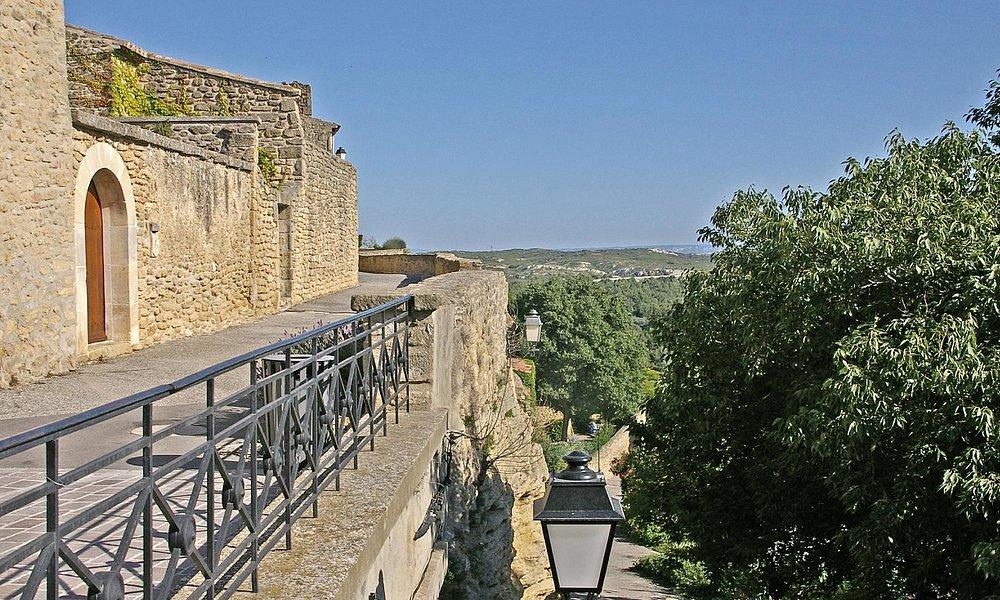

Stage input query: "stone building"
[{"left": 0, "top": 1, "right": 359, "bottom": 387}]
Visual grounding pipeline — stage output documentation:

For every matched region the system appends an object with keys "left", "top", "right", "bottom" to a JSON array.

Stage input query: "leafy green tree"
[
  {"left": 967, "top": 68, "right": 1000, "bottom": 146},
  {"left": 511, "top": 277, "right": 648, "bottom": 438},
  {"left": 632, "top": 125, "right": 1000, "bottom": 597}
]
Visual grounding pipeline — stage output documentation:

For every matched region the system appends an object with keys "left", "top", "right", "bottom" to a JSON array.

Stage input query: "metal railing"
[{"left": 0, "top": 296, "right": 413, "bottom": 600}]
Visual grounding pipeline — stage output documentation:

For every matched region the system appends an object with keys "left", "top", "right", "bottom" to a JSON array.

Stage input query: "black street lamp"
[{"left": 534, "top": 450, "right": 625, "bottom": 598}]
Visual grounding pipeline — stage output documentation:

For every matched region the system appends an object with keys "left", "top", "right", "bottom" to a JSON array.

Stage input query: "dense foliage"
[
  {"left": 629, "top": 126, "right": 1000, "bottom": 597},
  {"left": 510, "top": 277, "right": 648, "bottom": 432}
]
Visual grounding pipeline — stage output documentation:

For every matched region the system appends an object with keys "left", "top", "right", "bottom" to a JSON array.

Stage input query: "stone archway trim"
[{"left": 73, "top": 142, "right": 139, "bottom": 354}]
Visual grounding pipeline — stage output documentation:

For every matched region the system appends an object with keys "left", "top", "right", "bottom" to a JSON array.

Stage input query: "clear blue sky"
[{"left": 65, "top": 1, "right": 1000, "bottom": 250}]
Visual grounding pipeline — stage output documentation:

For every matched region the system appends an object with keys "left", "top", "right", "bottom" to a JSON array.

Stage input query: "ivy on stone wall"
[
  {"left": 67, "top": 40, "right": 111, "bottom": 111},
  {"left": 109, "top": 54, "right": 192, "bottom": 117},
  {"left": 216, "top": 86, "right": 232, "bottom": 117},
  {"left": 256, "top": 147, "right": 279, "bottom": 186}
]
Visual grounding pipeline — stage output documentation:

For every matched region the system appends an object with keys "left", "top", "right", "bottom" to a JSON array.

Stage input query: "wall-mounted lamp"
[
  {"left": 149, "top": 222, "right": 160, "bottom": 258},
  {"left": 335, "top": 146, "right": 347, "bottom": 160},
  {"left": 524, "top": 309, "right": 543, "bottom": 344}
]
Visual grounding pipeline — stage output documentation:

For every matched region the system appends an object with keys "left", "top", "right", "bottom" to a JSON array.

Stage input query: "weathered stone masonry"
[
  {"left": 0, "top": 2, "right": 359, "bottom": 387},
  {"left": 71, "top": 113, "right": 281, "bottom": 347},
  {"left": 0, "top": 1, "right": 78, "bottom": 388}
]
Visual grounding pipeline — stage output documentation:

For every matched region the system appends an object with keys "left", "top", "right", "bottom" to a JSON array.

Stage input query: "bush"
[
  {"left": 380, "top": 237, "right": 407, "bottom": 250},
  {"left": 632, "top": 539, "right": 712, "bottom": 597},
  {"left": 109, "top": 54, "right": 191, "bottom": 117},
  {"left": 634, "top": 125, "right": 1000, "bottom": 597}
]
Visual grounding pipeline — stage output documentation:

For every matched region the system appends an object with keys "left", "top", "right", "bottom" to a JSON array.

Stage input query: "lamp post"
[{"left": 534, "top": 450, "right": 625, "bottom": 599}]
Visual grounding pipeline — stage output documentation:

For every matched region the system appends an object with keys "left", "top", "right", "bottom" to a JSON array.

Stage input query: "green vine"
[
  {"left": 109, "top": 54, "right": 192, "bottom": 117},
  {"left": 257, "top": 147, "right": 279, "bottom": 186},
  {"left": 216, "top": 86, "right": 232, "bottom": 117}
]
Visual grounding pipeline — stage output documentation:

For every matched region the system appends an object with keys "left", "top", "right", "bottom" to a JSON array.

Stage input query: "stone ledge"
[
  {"left": 304, "top": 114, "right": 342, "bottom": 137},
  {"left": 412, "top": 543, "right": 449, "bottom": 600},
  {"left": 352, "top": 270, "right": 505, "bottom": 313},
  {"left": 72, "top": 110, "right": 256, "bottom": 172},
  {"left": 233, "top": 408, "right": 449, "bottom": 600}
]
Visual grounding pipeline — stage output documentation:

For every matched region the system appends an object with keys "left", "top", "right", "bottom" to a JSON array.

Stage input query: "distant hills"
[{"left": 446, "top": 246, "right": 714, "bottom": 281}]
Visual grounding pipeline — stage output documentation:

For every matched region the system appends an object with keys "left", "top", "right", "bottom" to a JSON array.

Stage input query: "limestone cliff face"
[
  {"left": 357, "top": 271, "right": 552, "bottom": 599},
  {"left": 444, "top": 368, "right": 551, "bottom": 600},
  {"left": 430, "top": 272, "right": 551, "bottom": 599}
]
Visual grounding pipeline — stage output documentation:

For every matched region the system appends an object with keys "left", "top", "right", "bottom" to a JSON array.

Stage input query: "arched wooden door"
[{"left": 85, "top": 182, "right": 107, "bottom": 343}]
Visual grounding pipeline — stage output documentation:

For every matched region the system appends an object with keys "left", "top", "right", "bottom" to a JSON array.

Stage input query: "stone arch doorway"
[{"left": 74, "top": 143, "right": 139, "bottom": 356}]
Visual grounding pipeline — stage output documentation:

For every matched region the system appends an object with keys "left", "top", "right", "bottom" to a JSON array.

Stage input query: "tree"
[
  {"left": 511, "top": 277, "right": 648, "bottom": 439},
  {"left": 967, "top": 68, "right": 1000, "bottom": 146},
  {"left": 632, "top": 125, "right": 1000, "bottom": 597},
  {"left": 380, "top": 236, "right": 407, "bottom": 250}
]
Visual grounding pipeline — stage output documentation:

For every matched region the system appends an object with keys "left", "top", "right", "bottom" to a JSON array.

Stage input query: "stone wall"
[
  {"left": 118, "top": 116, "right": 260, "bottom": 163},
  {"left": 359, "top": 250, "right": 482, "bottom": 278},
  {"left": 73, "top": 115, "right": 281, "bottom": 347},
  {"left": 65, "top": 25, "right": 306, "bottom": 182},
  {"left": 65, "top": 26, "right": 359, "bottom": 308},
  {"left": 0, "top": 1, "right": 79, "bottom": 386},
  {"left": 354, "top": 271, "right": 552, "bottom": 599},
  {"left": 293, "top": 116, "right": 359, "bottom": 302}
]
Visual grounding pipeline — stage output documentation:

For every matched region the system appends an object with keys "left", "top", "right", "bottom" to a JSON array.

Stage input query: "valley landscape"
[{"left": 451, "top": 245, "right": 713, "bottom": 281}]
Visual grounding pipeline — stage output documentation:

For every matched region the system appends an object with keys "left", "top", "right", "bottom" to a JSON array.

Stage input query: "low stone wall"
[
  {"left": 117, "top": 116, "right": 259, "bottom": 163},
  {"left": 354, "top": 271, "right": 551, "bottom": 599},
  {"left": 233, "top": 410, "right": 449, "bottom": 600},
  {"left": 359, "top": 250, "right": 482, "bottom": 277},
  {"left": 597, "top": 425, "right": 631, "bottom": 467}
]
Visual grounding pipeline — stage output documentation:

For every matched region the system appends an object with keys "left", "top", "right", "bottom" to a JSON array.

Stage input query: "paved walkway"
[
  {"left": 0, "top": 273, "right": 414, "bottom": 598},
  {"left": 600, "top": 456, "right": 682, "bottom": 599},
  {"left": 0, "top": 273, "right": 410, "bottom": 437}
]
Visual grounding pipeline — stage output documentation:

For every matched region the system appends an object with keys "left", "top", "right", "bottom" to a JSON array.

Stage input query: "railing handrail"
[{"left": 0, "top": 294, "right": 413, "bottom": 458}]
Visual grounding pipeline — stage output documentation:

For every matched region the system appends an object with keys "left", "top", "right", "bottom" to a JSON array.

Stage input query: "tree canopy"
[
  {"left": 631, "top": 125, "right": 1000, "bottom": 597},
  {"left": 511, "top": 277, "right": 648, "bottom": 429}
]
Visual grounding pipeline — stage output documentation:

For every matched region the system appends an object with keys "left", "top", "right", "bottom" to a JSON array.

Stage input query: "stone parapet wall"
[
  {"left": 359, "top": 250, "right": 482, "bottom": 278},
  {"left": 597, "top": 425, "right": 631, "bottom": 467},
  {"left": 234, "top": 410, "right": 449, "bottom": 600},
  {"left": 117, "top": 116, "right": 260, "bottom": 163},
  {"left": 0, "top": 0, "right": 79, "bottom": 387},
  {"left": 353, "top": 271, "right": 551, "bottom": 598}
]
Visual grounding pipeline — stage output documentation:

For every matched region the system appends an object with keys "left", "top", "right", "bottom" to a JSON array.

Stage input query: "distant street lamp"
[
  {"left": 524, "top": 309, "right": 543, "bottom": 344},
  {"left": 534, "top": 450, "right": 625, "bottom": 598}
]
